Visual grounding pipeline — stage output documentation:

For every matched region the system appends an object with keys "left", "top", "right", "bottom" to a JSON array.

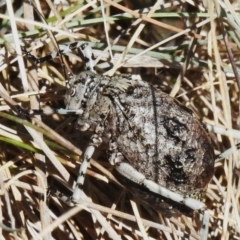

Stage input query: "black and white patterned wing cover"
[{"left": 106, "top": 78, "right": 214, "bottom": 205}]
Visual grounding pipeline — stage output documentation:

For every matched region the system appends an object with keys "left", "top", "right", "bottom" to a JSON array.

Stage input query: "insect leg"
[
  {"left": 115, "top": 162, "right": 205, "bottom": 210},
  {"left": 71, "top": 145, "right": 95, "bottom": 201},
  {"left": 200, "top": 209, "right": 210, "bottom": 240},
  {"left": 78, "top": 43, "right": 95, "bottom": 72},
  {"left": 21, "top": 42, "right": 95, "bottom": 71},
  {"left": 115, "top": 161, "right": 209, "bottom": 240},
  {"left": 71, "top": 121, "right": 104, "bottom": 203},
  {"left": 48, "top": 134, "right": 102, "bottom": 207},
  {"left": 15, "top": 105, "right": 84, "bottom": 117},
  {"left": 21, "top": 47, "right": 63, "bottom": 64}
]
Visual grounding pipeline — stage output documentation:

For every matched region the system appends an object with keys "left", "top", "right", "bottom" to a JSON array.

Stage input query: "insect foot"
[{"left": 65, "top": 68, "right": 215, "bottom": 240}]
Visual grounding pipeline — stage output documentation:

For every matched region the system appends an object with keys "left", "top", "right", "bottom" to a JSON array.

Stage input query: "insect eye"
[{"left": 70, "top": 87, "right": 76, "bottom": 97}]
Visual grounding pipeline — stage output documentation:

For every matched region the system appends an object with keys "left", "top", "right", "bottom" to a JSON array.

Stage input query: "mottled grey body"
[
  {"left": 65, "top": 70, "right": 215, "bottom": 216},
  {"left": 22, "top": 42, "right": 214, "bottom": 238}
]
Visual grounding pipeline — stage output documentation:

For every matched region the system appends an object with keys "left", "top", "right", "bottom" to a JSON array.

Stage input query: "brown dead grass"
[{"left": 0, "top": 0, "right": 239, "bottom": 239}]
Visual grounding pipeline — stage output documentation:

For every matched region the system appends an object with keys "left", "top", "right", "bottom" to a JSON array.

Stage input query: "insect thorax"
[{"left": 65, "top": 71, "right": 132, "bottom": 129}]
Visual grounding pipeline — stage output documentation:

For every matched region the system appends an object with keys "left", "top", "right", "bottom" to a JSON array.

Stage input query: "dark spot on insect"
[
  {"left": 129, "top": 112, "right": 135, "bottom": 119},
  {"left": 83, "top": 43, "right": 89, "bottom": 50},
  {"left": 73, "top": 78, "right": 82, "bottom": 85},
  {"left": 81, "top": 100, "right": 87, "bottom": 108},
  {"left": 84, "top": 57, "right": 90, "bottom": 63},
  {"left": 237, "top": 143, "right": 240, "bottom": 150},
  {"left": 165, "top": 155, "right": 188, "bottom": 185},
  {"left": 126, "top": 86, "right": 134, "bottom": 95},
  {"left": 100, "top": 113, "right": 105, "bottom": 119},
  {"left": 69, "top": 42, "right": 78, "bottom": 49},
  {"left": 76, "top": 183, "right": 84, "bottom": 190},
  {"left": 185, "top": 149, "right": 196, "bottom": 163},
  {"left": 163, "top": 117, "right": 188, "bottom": 142},
  {"left": 79, "top": 171, "right": 85, "bottom": 177},
  {"left": 99, "top": 83, "right": 106, "bottom": 89}
]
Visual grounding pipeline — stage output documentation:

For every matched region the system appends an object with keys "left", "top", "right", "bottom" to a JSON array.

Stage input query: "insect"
[{"left": 21, "top": 42, "right": 215, "bottom": 240}]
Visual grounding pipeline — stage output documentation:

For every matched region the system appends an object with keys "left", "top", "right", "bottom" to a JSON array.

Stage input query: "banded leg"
[
  {"left": 70, "top": 123, "right": 105, "bottom": 203},
  {"left": 21, "top": 42, "right": 95, "bottom": 71},
  {"left": 71, "top": 139, "right": 99, "bottom": 202},
  {"left": 15, "top": 105, "right": 84, "bottom": 116},
  {"left": 79, "top": 43, "right": 95, "bottom": 72},
  {"left": 115, "top": 162, "right": 209, "bottom": 240}
]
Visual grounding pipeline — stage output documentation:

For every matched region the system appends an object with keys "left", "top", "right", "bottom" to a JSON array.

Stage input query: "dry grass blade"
[{"left": 0, "top": 0, "right": 239, "bottom": 239}]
